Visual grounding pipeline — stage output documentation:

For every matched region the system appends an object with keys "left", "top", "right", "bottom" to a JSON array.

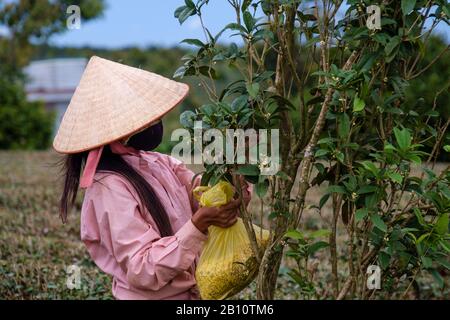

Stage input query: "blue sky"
[
  {"left": 51, "top": 0, "right": 449, "bottom": 48},
  {"left": 51, "top": 1, "right": 238, "bottom": 48}
]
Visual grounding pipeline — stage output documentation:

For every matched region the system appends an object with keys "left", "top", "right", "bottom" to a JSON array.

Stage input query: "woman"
[{"left": 54, "top": 56, "right": 248, "bottom": 300}]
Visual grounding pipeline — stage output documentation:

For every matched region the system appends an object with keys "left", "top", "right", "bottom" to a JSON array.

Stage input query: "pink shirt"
[{"left": 80, "top": 151, "right": 207, "bottom": 300}]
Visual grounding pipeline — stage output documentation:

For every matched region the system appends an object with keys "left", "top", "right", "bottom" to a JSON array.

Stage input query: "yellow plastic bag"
[
  {"left": 193, "top": 181, "right": 270, "bottom": 300},
  {"left": 193, "top": 180, "right": 234, "bottom": 208}
]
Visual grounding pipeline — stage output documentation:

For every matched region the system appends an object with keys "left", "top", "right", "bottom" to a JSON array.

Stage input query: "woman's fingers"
[
  {"left": 217, "top": 209, "right": 237, "bottom": 221},
  {"left": 204, "top": 198, "right": 242, "bottom": 228},
  {"left": 227, "top": 215, "right": 238, "bottom": 225},
  {"left": 221, "top": 198, "right": 241, "bottom": 211},
  {"left": 210, "top": 208, "right": 237, "bottom": 227},
  {"left": 215, "top": 216, "right": 238, "bottom": 228}
]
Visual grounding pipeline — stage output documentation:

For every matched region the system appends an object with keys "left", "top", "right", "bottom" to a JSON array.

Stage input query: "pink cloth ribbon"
[{"left": 79, "top": 141, "right": 140, "bottom": 188}]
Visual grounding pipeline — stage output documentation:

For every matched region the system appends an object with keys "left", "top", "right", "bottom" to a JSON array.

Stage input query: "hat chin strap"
[{"left": 79, "top": 141, "right": 139, "bottom": 188}]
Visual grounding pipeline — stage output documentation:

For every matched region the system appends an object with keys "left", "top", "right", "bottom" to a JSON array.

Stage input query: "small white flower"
[{"left": 259, "top": 155, "right": 271, "bottom": 170}]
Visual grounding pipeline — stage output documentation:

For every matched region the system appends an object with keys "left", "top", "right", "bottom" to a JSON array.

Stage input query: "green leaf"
[
  {"left": 285, "top": 230, "right": 303, "bottom": 240},
  {"left": 416, "top": 232, "right": 431, "bottom": 245},
  {"left": 393, "top": 127, "right": 411, "bottom": 151},
  {"left": 401, "top": 0, "right": 417, "bottom": 15},
  {"left": 174, "top": 5, "right": 195, "bottom": 25},
  {"left": 429, "top": 269, "right": 444, "bottom": 288},
  {"left": 379, "top": 251, "right": 391, "bottom": 269},
  {"left": 268, "top": 95, "right": 296, "bottom": 110},
  {"left": 309, "top": 229, "right": 331, "bottom": 238},
  {"left": 231, "top": 95, "right": 248, "bottom": 112},
  {"left": 184, "top": 0, "right": 195, "bottom": 9},
  {"left": 200, "top": 103, "right": 216, "bottom": 117},
  {"left": 381, "top": 18, "right": 397, "bottom": 27},
  {"left": 384, "top": 143, "right": 397, "bottom": 153},
  {"left": 425, "top": 110, "right": 439, "bottom": 117},
  {"left": 311, "top": 70, "right": 329, "bottom": 77},
  {"left": 243, "top": 11, "right": 255, "bottom": 32},
  {"left": 407, "top": 153, "right": 422, "bottom": 164},
  {"left": 224, "top": 22, "right": 248, "bottom": 33},
  {"left": 414, "top": 208, "right": 426, "bottom": 226},
  {"left": 297, "top": 12, "right": 317, "bottom": 22},
  {"left": 179, "top": 110, "right": 196, "bottom": 128},
  {"left": 338, "top": 113, "right": 350, "bottom": 139},
  {"left": 198, "top": 66, "right": 217, "bottom": 79},
  {"left": 360, "top": 161, "right": 380, "bottom": 176},
  {"left": 315, "top": 149, "right": 329, "bottom": 158},
  {"left": 235, "top": 164, "right": 260, "bottom": 176},
  {"left": 435, "top": 256, "right": 450, "bottom": 270},
  {"left": 307, "top": 241, "right": 329, "bottom": 256},
  {"left": 421, "top": 256, "right": 432, "bottom": 269},
  {"left": 343, "top": 177, "right": 357, "bottom": 193},
  {"left": 275, "top": 171, "right": 290, "bottom": 181},
  {"left": 255, "top": 179, "right": 269, "bottom": 198},
  {"left": 435, "top": 213, "right": 449, "bottom": 236},
  {"left": 326, "top": 185, "right": 347, "bottom": 194},
  {"left": 317, "top": 137, "right": 335, "bottom": 145},
  {"left": 440, "top": 240, "right": 450, "bottom": 253},
  {"left": 365, "top": 194, "right": 378, "bottom": 210},
  {"left": 254, "top": 71, "right": 274, "bottom": 82},
  {"left": 319, "top": 193, "right": 330, "bottom": 209},
  {"left": 385, "top": 36, "right": 401, "bottom": 56},
  {"left": 371, "top": 214, "right": 387, "bottom": 232},
  {"left": 287, "top": 270, "right": 304, "bottom": 285},
  {"left": 443, "top": 4, "right": 450, "bottom": 18},
  {"left": 387, "top": 172, "right": 403, "bottom": 184},
  {"left": 357, "top": 185, "right": 378, "bottom": 195},
  {"left": 241, "top": 0, "right": 252, "bottom": 13},
  {"left": 355, "top": 208, "right": 369, "bottom": 222},
  {"left": 180, "top": 38, "right": 205, "bottom": 47},
  {"left": 174, "top": 5, "right": 186, "bottom": 17},
  {"left": 336, "top": 151, "right": 345, "bottom": 164},
  {"left": 246, "top": 82, "right": 260, "bottom": 99},
  {"left": 353, "top": 95, "right": 365, "bottom": 112},
  {"left": 314, "top": 163, "right": 326, "bottom": 174},
  {"left": 444, "top": 145, "right": 450, "bottom": 152},
  {"left": 173, "top": 65, "right": 187, "bottom": 78},
  {"left": 253, "top": 29, "right": 273, "bottom": 41}
]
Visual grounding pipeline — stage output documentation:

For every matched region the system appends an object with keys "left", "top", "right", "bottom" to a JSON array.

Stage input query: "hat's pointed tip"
[{"left": 87, "top": 55, "right": 104, "bottom": 66}]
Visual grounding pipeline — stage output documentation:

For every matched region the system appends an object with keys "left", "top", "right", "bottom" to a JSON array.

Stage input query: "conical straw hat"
[{"left": 53, "top": 56, "right": 189, "bottom": 154}]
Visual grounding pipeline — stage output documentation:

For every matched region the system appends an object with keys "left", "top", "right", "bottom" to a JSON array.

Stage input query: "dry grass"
[{"left": 0, "top": 151, "right": 112, "bottom": 299}]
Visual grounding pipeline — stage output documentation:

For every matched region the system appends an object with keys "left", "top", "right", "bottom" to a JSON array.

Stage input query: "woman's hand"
[
  {"left": 237, "top": 176, "right": 252, "bottom": 208},
  {"left": 192, "top": 199, "right": 241, "bottom": 233}
]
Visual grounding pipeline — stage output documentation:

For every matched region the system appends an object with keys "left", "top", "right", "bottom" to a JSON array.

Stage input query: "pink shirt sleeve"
[
  {"left": 83, "top": 174, "right": 207, "bottom": 291},
  {"left": 164, "top": 155, "right": 202, "bottom": 212}
]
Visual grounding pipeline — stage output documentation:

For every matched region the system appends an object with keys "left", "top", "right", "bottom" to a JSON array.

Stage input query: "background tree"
[
  {"left": 0, "top": 0, "right": 105, "bottom": 150},
  {"left": 0, "top": 0, "right": 105, "bottom": 69},
  {"left": 174, "top": 0, "right": 450, "bottom": 299},
  {"left": 0, "top": 71, "right": 54, "bottom": 149}
]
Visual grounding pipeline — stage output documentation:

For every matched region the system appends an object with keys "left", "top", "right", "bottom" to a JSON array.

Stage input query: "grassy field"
[{"left": 0, "top": 151, "right": 447, "bottom": 299}]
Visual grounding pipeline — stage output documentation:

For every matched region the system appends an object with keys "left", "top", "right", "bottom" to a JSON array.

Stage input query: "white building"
[{"left": 24, "top": 58, "right": 87, "bottom": 134}]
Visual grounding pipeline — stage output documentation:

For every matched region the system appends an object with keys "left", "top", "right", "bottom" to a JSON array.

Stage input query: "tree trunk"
[{"left": 256, "top": 241, "right": 284, "bottom": 299}]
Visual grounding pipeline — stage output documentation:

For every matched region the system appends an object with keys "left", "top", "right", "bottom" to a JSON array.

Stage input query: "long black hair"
[{"left": 59, "top": 145, "right": 173, "bottom": 237}]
